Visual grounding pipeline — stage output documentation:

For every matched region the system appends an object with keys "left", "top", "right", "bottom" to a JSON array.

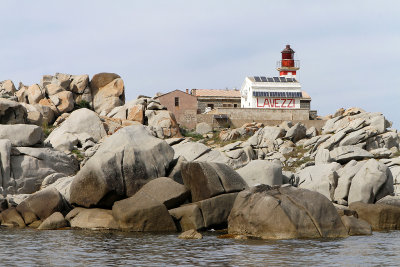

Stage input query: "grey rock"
[
  {"left": 334, "top": 160, "right": 365, "bottom": 203},
  {"left": 0, "top": 99, "right": 27, "bottom": 124},
  {"left": 194, "top": 192, "right": 238, "bottom": 229},
  {"left": 67, "top": 207, "right": 119, "bottom": 230},
  {"left": 348, "top": 159, "right": 394, "bottom": 204},
  {"left": 341, "top": 215, "right": 372, "bottom": 236},
  {"left": 330, "top": 145, "right": 373, "bottom": 164},
  {"left": 0, "top": 124, "right": 43, "bottom": 147},
  {"left": 10, "top": 147, "right": 79, "bottom": 194},
  {"left": 45, "top": 108, "right": 106, "bottom": 152},
  {"left": 169, "top": 204, "right": 205, "bottom": 231},
  {"left": 181, "top": 162, "right": 248, "bottom": 202},
  {"left": 195, "top": 122, "right": 213, "bottom": 135},
  {"left": 298, "top": 163, "right": 341, "bottom": 201},
  {"left": 173, "top": 142, "right": 211, "bottom": 161},
  {"left": 228, "top": 185, "right": 348, "bottom": 239},
  {"left": 38, "top": 212, "right": 69, "bottom": 230},
  {"left": 69, "top": 125, "right": 174, "bottom": 208},
  {"left": 236, "top": 160, "right": 282, "bottom": 186},
  {"left": 285, "top": 123, "right": 307, "bottom": 143},
  {"left": 16, "top": 188, "right": 71, "bottom": 225},
  {"left": 135, "top": 177, "right": 190, "bottom": 209},
  {"left": 112, "top": 190, "right": 176, "bottom": 232}
]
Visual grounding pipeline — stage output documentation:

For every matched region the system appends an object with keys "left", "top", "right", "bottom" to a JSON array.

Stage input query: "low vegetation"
[{"left": 42, "top": 122, "right": 55, "bottom": 138}]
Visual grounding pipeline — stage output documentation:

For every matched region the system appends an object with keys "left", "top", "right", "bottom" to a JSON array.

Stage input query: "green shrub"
[
  {"left": 42, "top": 122, "right": 55, "bottom": 138},
  {"left": 77, "top": 100, "right": 91, "bottom": 109}
]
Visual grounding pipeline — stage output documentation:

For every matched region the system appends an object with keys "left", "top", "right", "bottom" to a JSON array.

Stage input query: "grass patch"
[
  {"left": 282, "top": 145, "right": 312, "bottom": 172},
  {"left": 71, "top": 149, "right": 84, "bottom": 161},
  {"left": 42, "top": 122, "right": 55, "bottom": 138},
  {"left": 392, "top": 150, "right": 400, "bottom": 158},
  {"left": 76, "top": 100, "right": 91, "bottom": 109},
  {"left": 181, "top": 130, "right": 204, "bottom": 142},
  {"left": 206, "top": 131, "right": 250, "bottom": 147}
]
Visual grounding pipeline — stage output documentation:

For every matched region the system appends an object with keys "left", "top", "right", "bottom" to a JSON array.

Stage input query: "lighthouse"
[
  {"left": 240, "top": 44, "right": 311, "bottom": 110},
  {"left": 276, "top": 44, "right": 300, "bottom": 78}
]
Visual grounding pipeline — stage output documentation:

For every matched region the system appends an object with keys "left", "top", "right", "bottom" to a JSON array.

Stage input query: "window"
[
  {"left": 234, "top": 104, "right": 238, "bottom": 108},
  {"left": 175, "top": 97, "right": 179, "bottom": 107},
  {"left": 207, "top": 104, "right": 214, "bottom": 109}
]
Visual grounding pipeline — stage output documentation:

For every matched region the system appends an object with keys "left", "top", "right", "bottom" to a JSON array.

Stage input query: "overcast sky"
[{"left": 1, "top": 0, "right": 399, "bottom": 127}]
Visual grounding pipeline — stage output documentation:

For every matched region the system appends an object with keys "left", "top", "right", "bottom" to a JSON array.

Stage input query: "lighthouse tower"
[{"left": 276, "top": 44, "right": 300, "bottom": 78}]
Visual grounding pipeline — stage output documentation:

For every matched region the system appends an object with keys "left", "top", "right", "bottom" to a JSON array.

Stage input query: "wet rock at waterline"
[{"left": 228, "top": 185, "right": 349, "bottom": 239}]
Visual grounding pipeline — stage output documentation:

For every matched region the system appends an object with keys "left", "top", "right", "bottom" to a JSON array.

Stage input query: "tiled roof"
[{"left": 191, "top": 89, "right": 241, "bottom": 98}]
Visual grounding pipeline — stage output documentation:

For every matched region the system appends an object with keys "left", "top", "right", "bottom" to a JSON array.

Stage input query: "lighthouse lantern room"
[
  {"left": 240, "top": 44, "right": 311, "bottom": 110},
  {"left": 276, "top": 44, "right": 300, "bottom": 78}
]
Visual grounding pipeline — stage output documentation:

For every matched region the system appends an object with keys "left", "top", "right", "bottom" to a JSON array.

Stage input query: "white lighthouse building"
[{"left": 240, "top": 45, "right": 311, "bottom": 110}]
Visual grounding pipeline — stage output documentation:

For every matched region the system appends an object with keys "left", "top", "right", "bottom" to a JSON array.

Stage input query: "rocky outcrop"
[
  {"left": 228, "top": 185, "right": 348, "bottom": 239},
  {"left": 69, "top": 125, "right": 174, "bottom": 208}
]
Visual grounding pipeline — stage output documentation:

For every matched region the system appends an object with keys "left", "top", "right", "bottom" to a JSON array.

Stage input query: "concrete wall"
[
  {"left": 197, "top": 107, "right": 326, "bottom": 130},
  {"left": 197, "top": 98, "right": 241, "bottom": 113},
  {"left": 157, "top": 90, "right": 198, "bottom": 129}
]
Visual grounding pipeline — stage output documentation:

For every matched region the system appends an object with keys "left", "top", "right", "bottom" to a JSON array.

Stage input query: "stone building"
[
  {"left": 156, "top": 89, "right": 198, "bottom": 129},
  {"left": 191, "top": 89, "right": 241, "bottom": 113}
]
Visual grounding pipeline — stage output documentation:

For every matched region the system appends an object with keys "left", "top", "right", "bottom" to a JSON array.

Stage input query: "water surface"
[{"left": 0, "top": 228, "right": 399, "bottom": 266}]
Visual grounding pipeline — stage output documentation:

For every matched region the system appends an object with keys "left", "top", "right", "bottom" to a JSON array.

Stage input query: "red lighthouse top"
[
  {"left": 281, "top": 45, "right": 295, "bottom": 59},
  {"left": 277, "top": 44, "right": 300, "bottom": 78}
]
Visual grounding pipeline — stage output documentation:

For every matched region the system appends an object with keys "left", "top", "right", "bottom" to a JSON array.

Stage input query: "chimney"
[{"left": 186, "top": 88, "right": 189, "bottom": 94}]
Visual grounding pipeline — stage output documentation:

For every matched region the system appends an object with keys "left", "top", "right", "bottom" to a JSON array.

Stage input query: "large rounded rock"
[
  {"left": 0, "top": 124, "right": 43, "bottom": 147},
  {"left": 0, "top": 99, "right": 27, "bottom": 124},
  {"left": 69, "top": 125, "right": 174, "bottom": 208},
  {"left": 348, "top": 159, "right": 393, "bottom": 204},
  {"left": 236, "top": 160, "right": 282, "bottom": 186},
  {"left": 16, "top": 188, "right": 70, "bottom": 225},
  {"left": 228, "top": 185, "right": 348, "bottom": 239},
  {"left": 112, "top": 190, "right": 176, "bottom": 232},
  {"left": 181, "top": 162, "right": 248, "bottom": 202},
  {"left": 349, "top": 202, "right": 400, "bottom": 231}
]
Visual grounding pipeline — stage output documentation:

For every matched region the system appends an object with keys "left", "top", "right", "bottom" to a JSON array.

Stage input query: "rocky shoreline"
[{"left": 0, "top": 73, "right": 399, "bottom": 240}]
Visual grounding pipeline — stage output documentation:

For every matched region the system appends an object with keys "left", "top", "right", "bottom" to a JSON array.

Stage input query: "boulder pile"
[{"left": 0, "top": 77, "right": 399, "bottom": 242}]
